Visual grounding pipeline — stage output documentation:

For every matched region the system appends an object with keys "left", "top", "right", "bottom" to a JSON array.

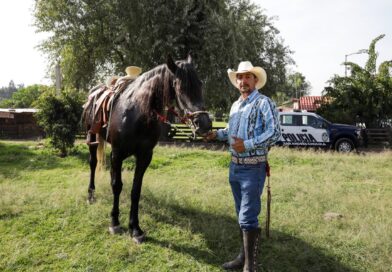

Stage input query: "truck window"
[
  {"left": 280, "top": 115, "right": 301, "bottom": 126},
  {"left": 301, "top": 115, "right": 309, "bottom": 126},
  {"left": 281, "top": 115, "right": 293, "bottom": 125},
  {"left": 302, "top": 115, "right": 323, "bottom": 128}
]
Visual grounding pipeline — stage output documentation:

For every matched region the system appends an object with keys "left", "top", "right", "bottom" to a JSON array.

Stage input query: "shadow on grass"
[
  {"left": 0, "top": 142, "right": 53, "bottom": 178},
  {"left": 0, "top": 141, "right": 91, "bottom": 179},
  {"left": 0, "top": 211, "right": 22, "bottom": 221},
  {"left": 140, "top": 190, "right": 357, "bottom": 272}
]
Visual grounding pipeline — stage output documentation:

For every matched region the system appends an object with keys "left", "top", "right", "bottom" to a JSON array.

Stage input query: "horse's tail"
[{"left": 96, "top": 134, "right": 106, "bottom": 171}]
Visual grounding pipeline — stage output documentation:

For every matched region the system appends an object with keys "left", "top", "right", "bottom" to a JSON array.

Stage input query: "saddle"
[{"left": 88, "top": 77, "right": 134, "bottom": 134}]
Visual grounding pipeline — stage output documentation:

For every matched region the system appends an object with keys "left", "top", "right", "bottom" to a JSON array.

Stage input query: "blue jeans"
[{"left": 229, "top": 162, "right": 266, "bottom": 230}]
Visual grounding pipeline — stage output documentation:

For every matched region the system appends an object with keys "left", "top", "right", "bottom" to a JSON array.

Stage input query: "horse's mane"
[
  {"left": 121, "top": 59, "right": 202, "bottom": 118},
  {"left": 174, "top": 61, "right": 202, "bottom": 102}
]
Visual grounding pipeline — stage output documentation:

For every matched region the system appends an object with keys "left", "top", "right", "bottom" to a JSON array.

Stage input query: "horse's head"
[{"left": 166, "top": 54, "right": 212, "bottom": 135}]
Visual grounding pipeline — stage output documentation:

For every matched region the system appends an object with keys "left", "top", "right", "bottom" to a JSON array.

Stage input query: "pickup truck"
[{"left": 277, "top": 111, "right": 363, "bottom": 152}]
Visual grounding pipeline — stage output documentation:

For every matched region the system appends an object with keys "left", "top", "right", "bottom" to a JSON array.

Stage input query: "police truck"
[{"left": 277, "top": 111, "right": 363, "bottom": 152}]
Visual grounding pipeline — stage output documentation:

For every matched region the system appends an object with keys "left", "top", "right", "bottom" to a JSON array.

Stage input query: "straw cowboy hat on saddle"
[
  {"left": 107, "top": 66, "right": 142, "bottom": 88},
  {"left": 105, "top": 66, "right": 142, "bottom": 87},
  {"left": 123, "top": 66, "right": 142, "bottom": 80},
  {"left": 228, "top": 61, "right": 267, "bottom": 89}
]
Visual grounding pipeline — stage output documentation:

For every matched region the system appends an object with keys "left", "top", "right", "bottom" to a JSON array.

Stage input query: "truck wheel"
[{"left": 335, "top": 138, "right": 354, "bottom": 152}]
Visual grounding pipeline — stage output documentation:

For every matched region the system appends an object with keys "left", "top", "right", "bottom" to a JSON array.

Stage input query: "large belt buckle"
[{"left": 232, "top": 156, "right": 239, "bottom": 164}]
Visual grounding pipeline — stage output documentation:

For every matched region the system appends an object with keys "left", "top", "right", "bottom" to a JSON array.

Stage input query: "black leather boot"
[
  {"left": 222, "top": 228, "right": 245, "bottom": 270},
  {"left": 243, "top": 228, "right": 261, "bottom": 272}
]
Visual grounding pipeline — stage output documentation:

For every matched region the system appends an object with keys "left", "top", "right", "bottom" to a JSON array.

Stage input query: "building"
[
  {"left": 0, "top": 108, "right": 44, "bottom": 139},
  {"left": 278, "top": 96, "right": 331, "bottom": 112},
  {"left": 295, "top": 96, "right": 328, "bottom": 112}
]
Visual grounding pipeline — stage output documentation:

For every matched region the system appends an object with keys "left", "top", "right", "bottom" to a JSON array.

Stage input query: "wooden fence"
[
  {"left": 159, "top": 123, "right": 225, "bottom": 142},
  {"left": 76, "top": 123, "right": 226, "bottom": 142},
  {"left": 365, "top": 128, "right": 392, "bottom": 146}
]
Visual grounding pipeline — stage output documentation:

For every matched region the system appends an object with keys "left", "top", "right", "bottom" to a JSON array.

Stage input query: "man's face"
[{"left": 236, "top": 72, "right": 258, "bottom": 95}]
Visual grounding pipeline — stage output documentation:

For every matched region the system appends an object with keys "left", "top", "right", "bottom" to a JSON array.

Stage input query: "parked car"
[{"left": 277, "top": 111, "right": 364, "bottom": 152}]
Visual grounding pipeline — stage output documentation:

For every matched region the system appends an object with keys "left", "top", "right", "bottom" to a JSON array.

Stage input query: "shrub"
[{"left": 34, "top": 88, "right": 84, "bottom": 156}]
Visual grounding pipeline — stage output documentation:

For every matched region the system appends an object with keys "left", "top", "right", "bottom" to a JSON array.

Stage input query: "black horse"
[{"left": 82, "top": 55, "right": 212, "bottom": 243}]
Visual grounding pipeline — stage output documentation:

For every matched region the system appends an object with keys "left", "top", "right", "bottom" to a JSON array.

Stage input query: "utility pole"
[
  {"left": 344, "top": 49, "right": 368, "bottom": 77},
  {"left": 55, "top": 61, "right": 62, "bottom": 95}
]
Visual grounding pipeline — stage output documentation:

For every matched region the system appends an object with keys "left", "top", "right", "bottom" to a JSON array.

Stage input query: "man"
[{"left": 205, "top": 61, "right": 281, "bottom": 271}]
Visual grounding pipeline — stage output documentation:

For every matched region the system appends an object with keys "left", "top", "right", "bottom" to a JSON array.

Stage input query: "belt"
[{"left": 231, "top": 155, "right": 266, "bottom": 165}]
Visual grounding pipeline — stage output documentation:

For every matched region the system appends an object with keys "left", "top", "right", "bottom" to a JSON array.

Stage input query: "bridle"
[
  {"left": 154, "top": 69, "right": 209, "bottom": 138},
  {"left": 154, "top": 107, "right": 209, "bottom": 139}
]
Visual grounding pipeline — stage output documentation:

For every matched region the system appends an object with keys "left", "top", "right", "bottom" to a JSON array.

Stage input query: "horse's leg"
[
  {"left": 129, "top": 149, "right": 153, "bottom": 244},
  {"left": 109, "top": 149, "right": 124, "bottom": 234},
  {"left": 87, "top": 136, "right": 98, "bottom": 204}
]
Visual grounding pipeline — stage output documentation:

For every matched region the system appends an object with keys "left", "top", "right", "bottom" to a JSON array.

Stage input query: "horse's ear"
[
  {"left": 187, "top": 52, "right": 192, "bottom": 63},
  {"left": 166, "top": 54, "right": 177, "bottom": 74}
]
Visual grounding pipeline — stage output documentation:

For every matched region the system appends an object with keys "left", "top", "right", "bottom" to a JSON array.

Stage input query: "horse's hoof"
[
  {"left": 87, "top": 190, "right": 96, "bottom": 204},
  {"left": 87, "top": 195, "right": 96, "bottom": 204},
  {"left": 87, "top": 197, "right": 96, "bottom": 204},
  {"left": 132, "top": 233, "right": 146, "bottom": 244},
  {"left": 109, "top": 225, "right": 123, "bottom": 235}
]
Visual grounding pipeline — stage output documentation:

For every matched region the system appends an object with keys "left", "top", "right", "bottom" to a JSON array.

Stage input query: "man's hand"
[
  {"left": 231, "top": 136, "right": 245, "bottom": 153},
  {"left": 204, "top": 131, "right": 217, "bottom": 142}
]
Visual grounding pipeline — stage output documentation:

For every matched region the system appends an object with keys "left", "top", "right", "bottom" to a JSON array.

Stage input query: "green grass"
[{"left": 1, "top": 140, "right": 391, "bottom": 271}]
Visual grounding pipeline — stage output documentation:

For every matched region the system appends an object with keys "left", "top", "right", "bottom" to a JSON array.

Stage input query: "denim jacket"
[{"left": 216, "top": 90, "right": 281, "bottom": 157}]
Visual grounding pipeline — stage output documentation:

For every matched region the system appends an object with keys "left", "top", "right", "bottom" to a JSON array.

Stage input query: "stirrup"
[{"left": 87, "top": 141, "right": 99, "bottom": 146}]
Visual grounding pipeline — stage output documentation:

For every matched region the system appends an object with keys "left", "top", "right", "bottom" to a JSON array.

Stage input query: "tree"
[
  {"left": 0, "top": 85, "right": 47, "bottom": 108},
  {"left": 318, "top": 35, "right": 392, "bottom": 128},
  {"left": 286, "top": 72, "right": 311, "bottom": 99},
  {"left": 0, "top": 80, "right": 18, "bottom": 101},
  {"left": 34, "top": 88, "right": 84, "bottom": 156},
  {"left": 33, "top": 0, "right": 293, "bottom": 112},
  {"left": 271, "top": 71, "right": 310, "bottom": 108},
  {"left": 271, "top": 91, "right": 289, "bottom": 107}
]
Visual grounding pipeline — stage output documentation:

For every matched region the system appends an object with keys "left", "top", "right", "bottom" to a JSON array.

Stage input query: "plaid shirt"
[{"left": 217, "top": 90, "right": 281, "bottom": 157}]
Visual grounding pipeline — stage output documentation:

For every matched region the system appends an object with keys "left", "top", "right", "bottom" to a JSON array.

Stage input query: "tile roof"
[{"left": 299, "top": 96, "right": 324, "bottom": 111}]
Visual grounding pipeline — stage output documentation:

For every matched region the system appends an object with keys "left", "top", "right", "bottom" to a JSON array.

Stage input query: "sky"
[
  {"left": 0, "top": 0, "right": 391, "bottom": 95},
  {"left": 254, "top": 0, "right": 392, "bottom": 94},
  {"left": 0, "top": 1, "right": 49, "bottom": 88}
]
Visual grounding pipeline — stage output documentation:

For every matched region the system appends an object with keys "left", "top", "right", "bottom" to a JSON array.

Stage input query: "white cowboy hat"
[
  {"left": 124, "top": 66, "right": 142, "bottom": 80},
  {"left": 227, "top": 61, "right": 267, "bottom": 89}
]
